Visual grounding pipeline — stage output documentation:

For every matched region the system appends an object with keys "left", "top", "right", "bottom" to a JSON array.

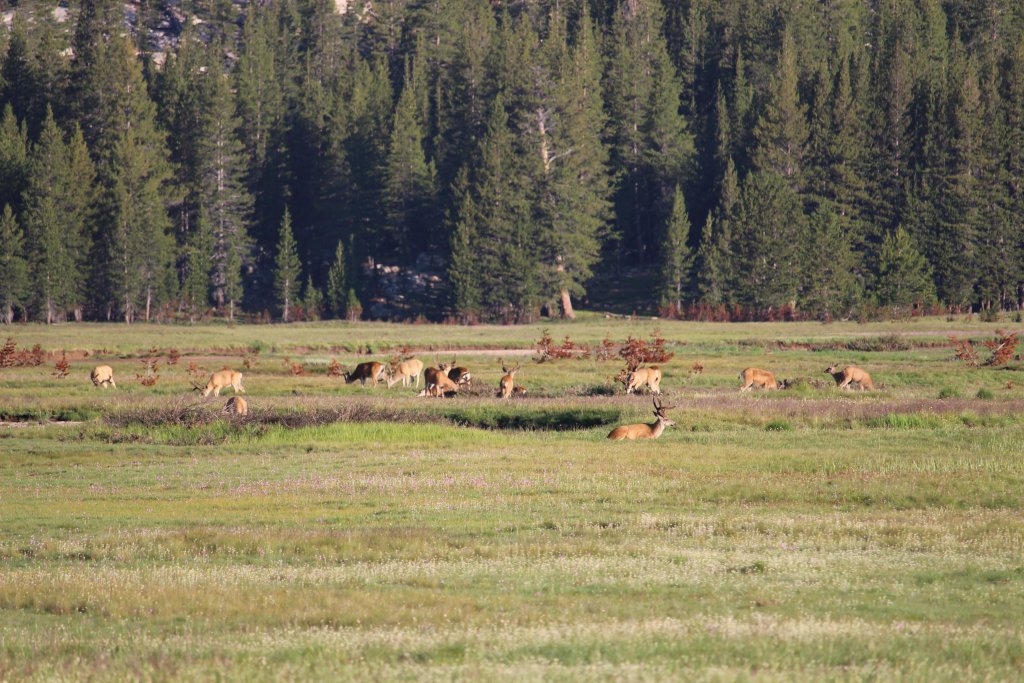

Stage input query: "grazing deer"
[
  {"left": 195, "top": 369, "right": 246, "bottom": 397},
  {"left": 90, "top": 365, "right": 116, "bottom": 388},
  {"left": 738, "top": 368, "right": 779, "bottom": 392},
  {"left": 447, "top": 357, "right": 472, "bottom": 389},
  {"left": 607, "top": 397, "right": 676, "bottom": 440},
  {"left": 497, "top": 360, "right": 520, "bottom": 399},
  {"left": 625, "top": 365, "right": 662, "bottom": 394},
  {"left": 421, "top": 361, "right": 460, "bottom": 397},
  {"left": 826, "top": 365, "right": 874, "bottom": 391},
  {"left": 223, "top": 396, "right": 249, "bottom": 417},
  {"left": 387, "top": 358, "right": 424, "bottom": 388},
  {"left": 343, "top": 361, "right": 385, "bottom": 387}
]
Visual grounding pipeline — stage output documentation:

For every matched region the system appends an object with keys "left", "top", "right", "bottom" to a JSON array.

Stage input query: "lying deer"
[
  {"left": 607, "top": 397, "right": 676, "bottom": 440},
  {"left": 223, "top": 396, "right": 249, "bottom": 417}
]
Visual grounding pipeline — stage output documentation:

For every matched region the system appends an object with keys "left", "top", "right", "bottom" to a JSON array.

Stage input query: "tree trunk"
[
  {"left": 145, "top": 288, "right": 152, "bottom": 322},
  {"left": 560, "top": 289, "right": 575, "bottom": 319}
]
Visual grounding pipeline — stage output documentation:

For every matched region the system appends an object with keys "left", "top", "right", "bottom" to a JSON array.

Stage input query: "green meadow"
[{"left": 1, "top": 315, "right": 1023, "bottom": 681}]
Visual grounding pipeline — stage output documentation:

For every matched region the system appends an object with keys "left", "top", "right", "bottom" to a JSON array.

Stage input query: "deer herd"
[{"left": 88, "top": 353, "right": 876, "bottom": 440}]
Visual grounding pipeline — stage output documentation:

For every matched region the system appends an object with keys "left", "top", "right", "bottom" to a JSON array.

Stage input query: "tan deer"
[
  {"left": 738, "top": 368, "right": 779, "bottom": 391},
  {"left": 387, "top": 358, "right": 424, "bottom": 388},
  {"left": 497, "top": 360, "right": 520, "bottom": 399},
  {"left": 625, "top": 365, "right": 662, "bottom": 394},
  {"left": 447, "top": 357, "right": 472, "bottom": 389},
  {"left": 343, "top": 361, "right": 385, "bottom": 387},
  {"left": 607, "top": 397, "right": 676, "bottom": 440},
  {"left": 826, "top": 365, "right": 874, "bottom": 391},
  {"left": 421, "top": 361, "right": 460, "bottom": 397},
  {"left": 90, "top": 365, "right": 116, "bottom": 388},
  {"left": 196, "top": 369, "right": 246, "bottom": 397},
  {"left": 223, "top": 396, "right": 249, "bottom": 417}
]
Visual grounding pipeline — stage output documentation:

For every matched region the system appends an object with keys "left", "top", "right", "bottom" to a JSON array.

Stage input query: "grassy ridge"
[{"left": 1, "top": 319, "right": 1023, "bottom": 680}]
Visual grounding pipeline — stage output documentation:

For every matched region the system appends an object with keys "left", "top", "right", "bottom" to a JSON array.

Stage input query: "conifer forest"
[{"left": 1, "top": 0, "right": 1024, "bottom": 324}]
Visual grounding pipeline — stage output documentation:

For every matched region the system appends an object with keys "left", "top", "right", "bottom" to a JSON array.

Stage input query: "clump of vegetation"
[
  {"left": 764, "top": 419, "right": 793, "bottom": 431},
  {"left": 167, "top": 348, "right": 180, "bottom": 366},
  {"left": 137, "top": 352, "right": 160, "bottom": 386},
  {"left": 938, "top": 387, "right": 961, "bottom": 399},
  {"left": 534, "top": 329, "right": 587, "bottom": 362},
  {"left": 982, "top": 330, "right": 1018, "bottom": 366},
  {"left": 976, "top": 388, "right": 994, "bottom": 401},
  {"left": 0, "top": 339, "right": 45, "bottom": 368},
  {"left": 52, "top": 352, "right": 70, "bottom": 379},
  {"left": 326, "top": 359, "right": 344, "bottom": 378},
  {"left": 283, "top": 357, "right": 306, "bottom": 376}
]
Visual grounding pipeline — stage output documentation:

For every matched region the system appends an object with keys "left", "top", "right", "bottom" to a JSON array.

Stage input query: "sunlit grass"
[{"left": 1, "top": 319, "right": 1023, "bottom": 679}]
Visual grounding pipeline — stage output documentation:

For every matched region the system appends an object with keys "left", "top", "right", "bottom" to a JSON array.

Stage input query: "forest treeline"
[{"left": 1, "top": 0, "right": 1023, "bottom": 324}]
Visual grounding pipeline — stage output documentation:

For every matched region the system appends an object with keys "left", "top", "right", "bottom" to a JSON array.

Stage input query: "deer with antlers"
[
  {"left": 497, "top": 360, "right": 521, "bottom": 399},
  {"left": 447, "top": 357, "right": 472, "bottom": 390},
  {"left": 607, "top": 397, "right": 676, "bottom": 440}
]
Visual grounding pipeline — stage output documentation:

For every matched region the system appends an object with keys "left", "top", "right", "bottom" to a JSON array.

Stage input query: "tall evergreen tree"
[
  {"left": 273, "top": 207, "right": 301, "bottom": 322},
  {"left": 752, "top": 26, "right": 809, "bottom": 187},
  {"left": 325, "top": 240, "right": 348, "bottom": 319},
  {"left": 200, "top": 69, "right": 253, "bottom": 321},
  {"left": 22, "top": 108, "right": 94, "bottom": 322},
  {"left": 0, "top": 104, "right": 28, "bottom": 215},
  {"left": 797, "top": 204, "right": 859, "bottom": 319},
  {"left": 658, "top": 185, "right": 693, "bottom": 314},
  {"left": 730, "top": 171, "right": 805, "bottom": 312},
  {"left": 875, "top": 226, "right": 936, "bottom": 310},
  {"left": 382, "top": 60, "right": 438, "bottom": 262},
  {"left": 0, "top": 205, "right": 29, "bottom": 324}
]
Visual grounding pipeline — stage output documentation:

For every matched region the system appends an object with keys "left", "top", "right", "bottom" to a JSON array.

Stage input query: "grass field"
[{"left": 1, "top": 316, "right": 1023, "bottom": 681}]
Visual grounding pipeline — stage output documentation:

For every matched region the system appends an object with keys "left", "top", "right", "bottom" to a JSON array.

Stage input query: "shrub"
[{"left": 938, "top": 387, "right": 961, "bottom": 399}]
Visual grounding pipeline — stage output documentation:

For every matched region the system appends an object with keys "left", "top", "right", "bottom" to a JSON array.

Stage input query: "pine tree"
[
  {"left": 449, "top": 95, "right": 539, "bottom": 322},
  {"left": 658, "top": 185, "right": 693, "bottom": 314},
  {"left": 875, "top": 226, "right": 936, "bottom": 310},
  {"left": 181, "top": 207, "right": 211, "bottom": 324},
  {"left": 22, "top": 108, "right": 95, "bottom": 323},
  {"left": 274, "top": 208, "right": 301, "bottom": 322},
  {"left": 693, "top": 212, "right": 724, "bottom": 306},
  {"left": 89, "top": 37, "right": 175, "bottom": 323},
  {"left": 798, "top": 204, "right": 859, "bottom": 319},
  {"left": 604, "top": 0, "right": 694, "bottom": 262},
  {"left": 325, "top": 240, "right": 348, "bottom": 319},
  {"left": 382, "top": 59, "right": 438, "bottom": 262},
  {"left": 200, "top": 69, "right": 253, "bottom": 321},
  {"left": 0, "top": 104, "right": 28, "bottom": 215},
  {"left": 752, "top": 26, "right": 809, "bottom": 187},
  {"left": 301, "top": 276, "right": 323, "bottom": 321},
  {"left": 730, "top": 171, "right": 805, "bottom": 312},
  {"left": 0, "top": 205, "right": 29, "bottom": 324}
]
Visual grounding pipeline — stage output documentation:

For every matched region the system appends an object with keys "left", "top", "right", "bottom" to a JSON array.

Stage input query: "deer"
[
  {"left": 607, "top": 397, "right": 676, "bottom": 440},
  {"left": 223, "top": 396, "right": 249, "bottom": 417},
  {"left": 194, "top": 369, "right": 246, "bottom": 397},
  {"left": 625, "top": 365, "right": 662, "bottom": 394},
  {"left": 738, "top": 368, "right": 779, "bottom": 391},
  {"left": 387, "top": 358, "right": 424, "bottom": 388},
  {"left": 825, "top": 365, "right": 874, "bottom": 391},
  {"left": 446, "top": 357, "right": 472, "bottom": 390},
  {"left": 90, "top": 365, "right": 116, "bottom": 388},
  {"left": 497, "top": 360, "right": 520, "bottom": 399},
  {"left": 421, "top": 361, "right": 460, "bottom": 397},
  {"left": 343, "top": 361, "right": 385, "bottom": 387}
]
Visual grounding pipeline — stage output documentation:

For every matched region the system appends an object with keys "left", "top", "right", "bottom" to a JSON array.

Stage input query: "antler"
[{"left": 653, "top": 396, "right": 676, "bottom": 415}]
